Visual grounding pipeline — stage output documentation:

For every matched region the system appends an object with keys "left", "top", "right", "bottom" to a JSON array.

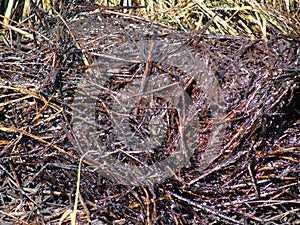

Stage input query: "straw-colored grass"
[
  {"left": 1, "top": 0, "right": 299, "bottom": 39},
  {"left": 101, "top": 0, "right": 300, "bottom": 38}
]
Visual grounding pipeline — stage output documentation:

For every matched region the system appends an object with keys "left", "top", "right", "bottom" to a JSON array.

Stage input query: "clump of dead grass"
[{"left": 0, "top": 1, "right": 299, "bottom": 224}]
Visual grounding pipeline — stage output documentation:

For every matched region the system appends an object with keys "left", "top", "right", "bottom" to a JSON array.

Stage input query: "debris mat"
[{"left": 0, "top": 2, "right": 299, "bottom": 225}]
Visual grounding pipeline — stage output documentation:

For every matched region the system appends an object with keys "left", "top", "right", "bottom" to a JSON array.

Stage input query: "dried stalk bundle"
[{"left": 0, "top": 2, "right": 299, "bottom": 225}]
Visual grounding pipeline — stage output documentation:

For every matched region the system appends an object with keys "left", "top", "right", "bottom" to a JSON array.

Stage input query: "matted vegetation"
[{"left": 0, "top": 0, "right": 299, "bottom": 224}]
